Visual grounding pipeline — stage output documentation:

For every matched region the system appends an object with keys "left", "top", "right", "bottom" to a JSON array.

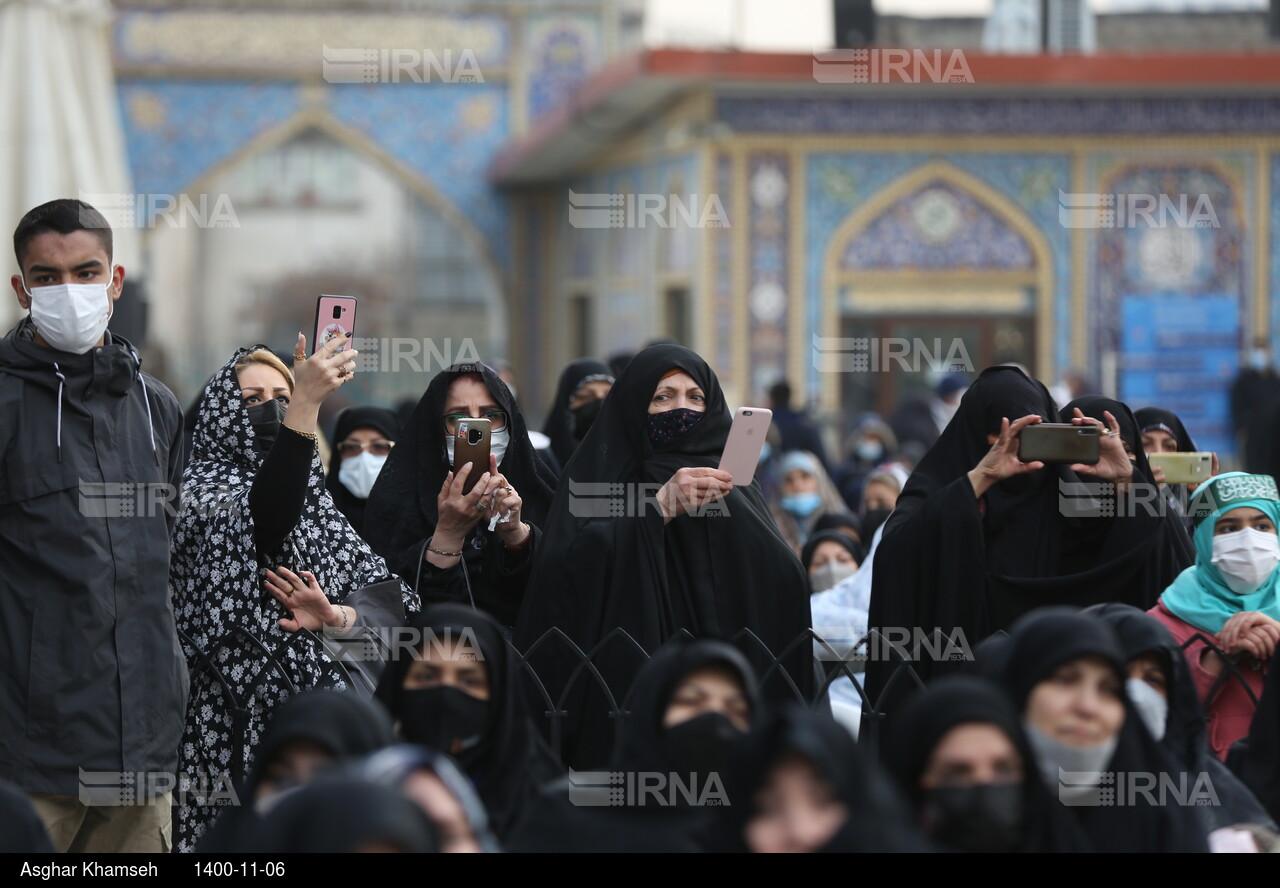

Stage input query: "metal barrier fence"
[{"left": 177, "top": 621, "right": 1266, "bottom": 786}]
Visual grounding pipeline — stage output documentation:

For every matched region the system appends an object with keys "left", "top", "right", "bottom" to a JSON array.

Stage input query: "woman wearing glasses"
[
  {"left": 324, "top": 406, "right": 400, "bottom": 542},
  {"left": 365, "top": 363, "right": 557, "bottom": 629}
]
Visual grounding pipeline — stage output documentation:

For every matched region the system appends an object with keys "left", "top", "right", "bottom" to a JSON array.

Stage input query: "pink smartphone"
[
  {"left": 314, "top": 295, "right": 357, "bottom": 356},
  {"left": 720, "top": 407, "right": 773, "bottom": 486}
]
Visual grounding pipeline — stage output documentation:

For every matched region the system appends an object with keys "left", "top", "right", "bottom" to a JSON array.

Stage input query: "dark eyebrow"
[{"left": 72, "top": 259, "right": 106, "bottom": 271}]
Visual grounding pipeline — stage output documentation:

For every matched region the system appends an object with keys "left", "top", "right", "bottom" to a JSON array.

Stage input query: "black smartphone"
[{"left": 1018, "top": 423, "right": 1100, "bottom": 465}]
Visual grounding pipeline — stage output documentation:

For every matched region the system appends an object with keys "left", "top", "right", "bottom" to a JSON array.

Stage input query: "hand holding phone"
[
  {"left": 1017, "top": 423, "right": 1100, "bottom": 465},
  {"left": 453, "top": 418, "right": 492, "bottom": 495},
  {"left": 1064, "top": 408, "right": 1135, "bottom": 485},
  {"left": 314, "top": 295, "right": 357, "bottom": 356},
  {"left": 290, "top": 330, "right": 357, "bottom": 409},
  {"left": 968, "top": 414, "right": 1045, "bottom": 499},
  {"left": 720, "top": 407, "right": 773, "bottom": 486}
]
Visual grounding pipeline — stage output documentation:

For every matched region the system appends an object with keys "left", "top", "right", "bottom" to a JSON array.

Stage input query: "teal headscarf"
[{"left": 1160, "top": 472, "right": 1280, "bottom": 634}]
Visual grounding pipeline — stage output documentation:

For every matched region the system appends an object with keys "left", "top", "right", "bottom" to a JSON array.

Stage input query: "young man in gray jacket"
[{"left": 2, "top": 199, "right": 187, "bottom": 852}]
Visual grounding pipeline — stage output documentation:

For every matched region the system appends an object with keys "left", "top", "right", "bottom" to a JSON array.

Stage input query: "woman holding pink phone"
[
  {"left": 169, "top": 334, "right": 418, "bottom": 851},
  {"left": 514, "top": 343, "right": 816, "bottom": 770}
]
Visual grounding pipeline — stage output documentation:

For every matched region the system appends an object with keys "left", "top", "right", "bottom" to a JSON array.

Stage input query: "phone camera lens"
[
  {"left": 744, "top": 410, "right": 752, "bottom": 416},
  {"left": 332, "top": 306, "right": 342, "bottom": 319},
  {"left": 468, "top": 429, "right": 482, "bottom": 445}
]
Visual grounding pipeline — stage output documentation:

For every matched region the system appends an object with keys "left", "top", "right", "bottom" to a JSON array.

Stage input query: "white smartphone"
[{"left": 720, "top": 407, "right": 773, "bottom": 486}]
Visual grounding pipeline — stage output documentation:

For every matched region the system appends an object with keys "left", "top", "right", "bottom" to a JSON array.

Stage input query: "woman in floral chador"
[{"left": 170, "top": 339, "right": 417, "bottom": 851}]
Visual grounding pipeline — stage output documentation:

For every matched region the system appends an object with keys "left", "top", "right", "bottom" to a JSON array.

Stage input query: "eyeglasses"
[
  {"left": 443, "top": 411, "right": 507, "bottom": 433},
  {"left": 337, "top": 439, "right": 395, "bottom": 458}
]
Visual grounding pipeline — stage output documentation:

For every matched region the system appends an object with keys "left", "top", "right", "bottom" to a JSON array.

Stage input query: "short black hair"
[
  {"left": 13, "top": 199, "right": 113, "bottom": 270},
  {"left": 768, "top": 380, "right": 792, "bottom": 408}
]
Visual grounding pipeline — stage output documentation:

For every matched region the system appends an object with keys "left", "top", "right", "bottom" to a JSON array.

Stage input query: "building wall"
[
  {"left": 876, "top": 11, "right": 1273, "bottom": 51},
  {"left": 109, "top": 1, "right": 619, "bottom": 400},
  {"left": 524, "top": 90, "right": 1280, "bottom": 458},
  {"left": 519, "top": 150, "right": 707, "bottom": 412}
]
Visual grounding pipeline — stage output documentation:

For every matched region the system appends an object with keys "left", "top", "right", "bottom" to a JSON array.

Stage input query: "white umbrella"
[{"left": 0, "top": 0, "right": 138, "bottom": 328}]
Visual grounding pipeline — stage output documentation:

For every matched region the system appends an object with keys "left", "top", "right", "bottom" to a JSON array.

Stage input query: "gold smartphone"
[
  {"left": 1148, "top": 452, "right": 1214, "bottom": 485},
  {"left": 453, "top": 418, "right": 491, "bottom": 495}
]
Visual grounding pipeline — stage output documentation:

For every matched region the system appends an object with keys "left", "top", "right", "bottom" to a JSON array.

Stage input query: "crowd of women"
[{"left": 9, "top": 331, "right": 1279, "bottom": 853}]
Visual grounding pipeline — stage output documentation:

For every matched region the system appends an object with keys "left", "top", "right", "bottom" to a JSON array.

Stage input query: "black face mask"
[
  {"left": 646, "top": 408, "right": 704, "bottom": 446},
  {"left": 246, "top": 398, "right": 287, "bottom": 454},
  {"left": 397, "top": 686, "right": 489, "bottom": 762},
  {"left": 922, "top": 783, "right": 1026, "bottom": 853},
  {"left": 861, "top": 507, "right": 893, "bottom": 541},
  {"left": 662, "top": 712, "right": 742, "bottom": 777},
  {"left": 570, "top": 397, "right": 604, "bottom": 442}
]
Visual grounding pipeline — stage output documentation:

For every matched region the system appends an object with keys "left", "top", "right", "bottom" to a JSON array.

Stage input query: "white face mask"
[
  {"left": 444, "top": 427, "right": 510, "bottom": 468},
  {"left": 337, "top": 451, "right": 387, "bottom": 500},
  {"left": 1023, "top": 723, "right": 1119, "bottom": 803},
  {"left": 810, "top": 561, "right": 857, "bottom": 594},
  {"left": 1125, "top": 678, "right": 1168, "bottom": 741},
  {"left": 23, "top": 269, "right": 115, "bottom": 354},
  {"left": 1211, "top": 527, "right": 1280, "bottom": 596}
]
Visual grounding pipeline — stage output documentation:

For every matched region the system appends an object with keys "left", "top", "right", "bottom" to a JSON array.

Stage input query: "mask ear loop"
[
  {"left": 105, "top": 264, "right": 119, "bottom": 323},
  {"left": 19, "top": 266, "right": 119, "bottom": 312}
]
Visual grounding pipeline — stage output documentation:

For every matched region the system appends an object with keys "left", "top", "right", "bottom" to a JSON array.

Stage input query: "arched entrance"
[
  {"left": 820, "top": 161, "right": 1055, "bottom": 432},
  {"left": 145, "top": 111, "right": 506, "bottom": 408}
]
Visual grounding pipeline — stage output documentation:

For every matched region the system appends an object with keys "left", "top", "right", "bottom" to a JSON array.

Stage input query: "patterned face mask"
[{"left": 646, "top": 408, "right": 704, "bottom": 446}]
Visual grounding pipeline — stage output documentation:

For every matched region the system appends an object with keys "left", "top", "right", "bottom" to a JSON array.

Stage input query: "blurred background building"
[{"left": 4, "top": 0, "right": 1279, "bottom": 459}]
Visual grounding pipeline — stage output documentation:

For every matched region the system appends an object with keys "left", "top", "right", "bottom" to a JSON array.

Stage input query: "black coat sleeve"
[
  {"left": 249, "top": 427, "right": 314, "bottom": 556},
  {"left": 414, "top": 524, "right": 540, "bottom": 627}
]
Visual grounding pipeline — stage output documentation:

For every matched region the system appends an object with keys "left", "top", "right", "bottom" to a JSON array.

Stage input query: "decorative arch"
[
  {"left": 171, "top": 106, "right": 506, "bottom": 317},
  {"left": 819, "top": 160, "right": 1056, "bottom": 410}
]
